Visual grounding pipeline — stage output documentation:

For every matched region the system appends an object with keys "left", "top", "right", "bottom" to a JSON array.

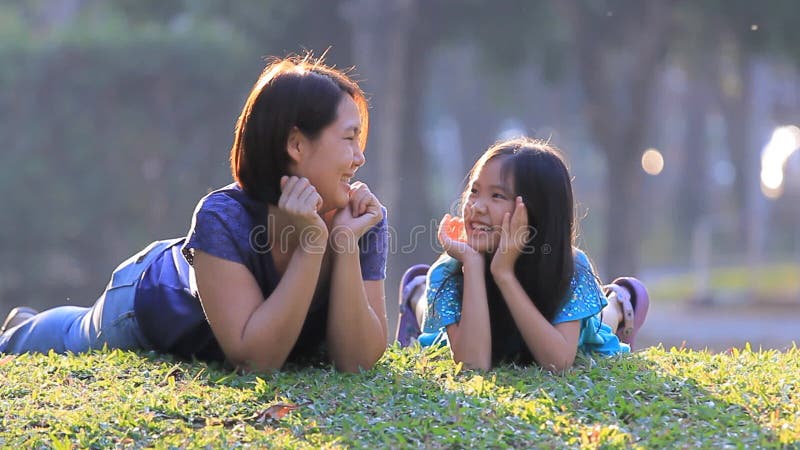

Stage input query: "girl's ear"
[{"left": 286, "top": 126, "right": 304, "bottom": 164}]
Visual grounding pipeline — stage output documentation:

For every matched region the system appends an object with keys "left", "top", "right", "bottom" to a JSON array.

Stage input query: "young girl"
[
  {"left": 0, "top": 55, "right": 389, "bottom": 373},
  {"left": 396, "top": 137, "right": 649, "bottom": 372}
]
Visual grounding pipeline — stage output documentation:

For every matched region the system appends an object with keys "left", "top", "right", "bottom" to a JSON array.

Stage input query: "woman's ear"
[{"left": 286, "top": 126, "right": 304, "bottom": 164}]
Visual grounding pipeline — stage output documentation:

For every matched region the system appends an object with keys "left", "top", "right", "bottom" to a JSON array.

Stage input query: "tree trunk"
[
  {"left": 554, "top": 0, "right": 674, "bottom": 279},
  {"left": 343, "top": 0, "right": 426, "bottom": 333}
]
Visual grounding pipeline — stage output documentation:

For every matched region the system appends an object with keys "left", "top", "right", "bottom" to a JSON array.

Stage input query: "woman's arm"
[
  {"left": 192, "top": 246, "right": 324, "bottom": 372},
  {"left": 326, "top": 182, "right": 387, "bottom": 372},
  {"left": 326, "top": 247, "right": 387, "bottom": 372},
  {"left": 492, "top": 271, "right": 580, "bottom": 372},
  {"left": 444, "top": 256, "right": 492, "bottom": 370},
  {"left": 192, "top": 176, "right": 328, "bottom": 372}
]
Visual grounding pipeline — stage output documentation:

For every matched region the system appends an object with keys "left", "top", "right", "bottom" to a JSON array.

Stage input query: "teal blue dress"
[{"left": 419, "top": 248, "right": 629, "bottom": 356}]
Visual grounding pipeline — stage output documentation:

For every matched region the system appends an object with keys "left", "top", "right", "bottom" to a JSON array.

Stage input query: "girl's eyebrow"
[{"left": 489, "top": 184, "right": 510, "bottom": 192}]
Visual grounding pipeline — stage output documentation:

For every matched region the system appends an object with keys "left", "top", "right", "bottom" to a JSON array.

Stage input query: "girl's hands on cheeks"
[
  {"left": 330, "top": 182, "right": 384, "bottom": 252},
  {"left": 280, "top": 176, "right": 328, "bottom": 251},
  {"left": 490, "top": 196, "right": 530, "bottom": 277},
  {"left": 438, "top": 214, "right": 481, "bottom": 264}
]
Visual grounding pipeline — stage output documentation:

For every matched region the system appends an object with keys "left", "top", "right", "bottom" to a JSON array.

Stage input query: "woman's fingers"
[
  {"left": 297, "top": 184, "right": 320, "bottom": 212},
  {"left": 279, "top": 177, "right": 321, "bottom": 215}
]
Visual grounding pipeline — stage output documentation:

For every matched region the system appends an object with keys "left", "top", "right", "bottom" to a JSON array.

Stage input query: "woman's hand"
[
  {"left": 330, "top": 182, "right": 384, "bottom": 252},
  {"left": 490, "top": 196, "right": 530, "bottom": 278},
  {"left": 438, "top": 214, "right": 481, "bottom": 264},
  {"left": 279, "top": 176, "right": 328, "bottom": 252}
]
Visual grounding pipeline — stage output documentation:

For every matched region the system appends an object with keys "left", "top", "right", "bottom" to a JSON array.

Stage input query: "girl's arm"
[
  {"left": 492, "top": 271, "right": 580, "bottom": 372},
  {"left": 326, "top": 247, "right": 387, "bottom": 373},
  {"left": 436, "top": 214, "right": 492, "bottom": 370},
  {"left": 444, "top": 256, "right": 492, "bottom": 370},
  {"left": 193, "top": 246, "right": 324, "bottom": 372},
  {"left": 489, "top": 196, "right": 579, "bottom": 372}
]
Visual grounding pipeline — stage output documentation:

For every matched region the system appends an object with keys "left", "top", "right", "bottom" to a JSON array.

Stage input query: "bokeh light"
[
  {"left": 641, "top": 148, "right": 664, "bottom": 175},
  {"left": 760, "top": 125, "right": 800, "bottom": 198}
]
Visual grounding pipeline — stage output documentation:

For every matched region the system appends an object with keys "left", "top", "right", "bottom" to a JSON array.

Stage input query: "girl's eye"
[
  {"left": 469, "top": 188, "right": 477, "bottom": 194},
  {"left": 492, "top": 193, "right": 507, "bottom": 200}
]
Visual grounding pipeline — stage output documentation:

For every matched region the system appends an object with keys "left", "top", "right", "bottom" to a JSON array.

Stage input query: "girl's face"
[
  {"left": 291, "top": 94, "right": 365, "bottom": 212},
  {"left": 462, "top": 157, "right": 517, "bottom": 253}
]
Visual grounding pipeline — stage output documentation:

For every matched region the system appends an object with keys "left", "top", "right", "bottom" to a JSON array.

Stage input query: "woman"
[{"left": 0, "top": 55, "right": 389, "bottom": 373}]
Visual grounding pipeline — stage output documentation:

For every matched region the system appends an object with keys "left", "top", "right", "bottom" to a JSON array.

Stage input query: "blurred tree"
[
  {"left": 707, "top": 1, "right": 800, "bottom": 270},
  {"left": 553, "top": 0, "right": 676, "bottom": 277}
]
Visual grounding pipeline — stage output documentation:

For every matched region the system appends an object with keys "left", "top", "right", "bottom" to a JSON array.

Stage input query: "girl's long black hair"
[{"left": 463, "top": 137, "right": 576, "bottom": 364}]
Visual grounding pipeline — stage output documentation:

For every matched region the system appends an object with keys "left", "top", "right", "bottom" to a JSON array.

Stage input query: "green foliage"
[
  {"left": 1, "top": 345, "right": 797, "bottom": 448},
  {"left": 0, "top": 18, "right": 261, "bottom": 309}
]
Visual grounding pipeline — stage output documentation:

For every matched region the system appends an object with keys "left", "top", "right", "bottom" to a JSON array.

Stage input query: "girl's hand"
[
  {"left": 330, "top": 182, "right": 384, "bottom": 252},
  {"left": 438, "top": 214, "right": 481, "bottom": 264},
  {"left": 279, "top": 176, "right": 328, "bottom": 251},
  {"left": 490, "top": 196, "right": 530, "bottom": 277}
]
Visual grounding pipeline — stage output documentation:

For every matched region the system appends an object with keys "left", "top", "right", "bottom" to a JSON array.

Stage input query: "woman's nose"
[{"left": 353, "top": 148, "right": 365, "bottom": 167}]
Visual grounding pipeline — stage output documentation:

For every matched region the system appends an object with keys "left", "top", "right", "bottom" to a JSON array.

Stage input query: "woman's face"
[
  {"left": 462, "top": 157, "right": 517, "bottom": 253},
  {"left": 291, "top": 94, "right": 365, "bottom": 212}
]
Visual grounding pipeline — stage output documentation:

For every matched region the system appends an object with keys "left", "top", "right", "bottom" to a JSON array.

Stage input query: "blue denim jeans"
[{"left": 0, "top": 239, "right": 179, "bottom": 355}]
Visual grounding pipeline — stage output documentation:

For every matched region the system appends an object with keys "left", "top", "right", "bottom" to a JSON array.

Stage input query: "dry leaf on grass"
[{"left": 250, "top": 401, "right": 312, "bottom": 423}]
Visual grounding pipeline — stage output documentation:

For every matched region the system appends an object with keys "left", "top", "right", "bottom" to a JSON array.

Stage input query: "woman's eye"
[{"left": 344, "top": 136, "right": 355, "bottom": 141}]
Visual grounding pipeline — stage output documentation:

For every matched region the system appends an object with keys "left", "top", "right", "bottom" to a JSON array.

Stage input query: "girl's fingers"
[
  {"left": 502, "top": 212, "right": 511, "bottom": 234},
  {"left": 511, "top": 197, "right": 527, "bottom": 227}
]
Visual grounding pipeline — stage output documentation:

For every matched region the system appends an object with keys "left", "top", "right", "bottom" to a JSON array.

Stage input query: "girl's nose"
[{"left": 471, "top": 199, "right": 488, "bottom": 214}]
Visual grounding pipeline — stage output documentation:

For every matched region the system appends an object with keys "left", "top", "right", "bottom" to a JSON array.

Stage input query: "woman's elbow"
[
  {"left": 540, "top": 355, "right": 575, "bottom": 374},
  {"left": 452, "top": 350, "right": 491, "bottom": 371},
  {"left": 334, "top": 342, "right": 386, "bottom": 373}
]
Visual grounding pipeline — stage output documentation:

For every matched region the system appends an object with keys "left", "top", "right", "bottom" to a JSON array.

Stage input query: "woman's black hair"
[{"left": 230, "top": 54, "right": 369, "bottom": 204}]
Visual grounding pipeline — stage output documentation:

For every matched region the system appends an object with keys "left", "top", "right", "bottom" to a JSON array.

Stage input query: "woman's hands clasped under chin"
[{"left": 330, "top": 181, "right": 384, "bottom": 253}]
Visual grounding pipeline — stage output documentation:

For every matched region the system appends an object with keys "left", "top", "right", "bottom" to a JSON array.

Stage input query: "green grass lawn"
[{"left": 1, "top": 344, "right": 798, "bottom": 448}]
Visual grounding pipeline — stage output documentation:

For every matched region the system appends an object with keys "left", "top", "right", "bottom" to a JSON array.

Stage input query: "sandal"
[
  {"left": 1, "top": 306, "right": 39, "bottom": 334},
  {"left": 609, "top": 277, "right": 650, "bottom": 350},
  {"left": 395, "top": 264, "right": 429, "bottom": 347}
]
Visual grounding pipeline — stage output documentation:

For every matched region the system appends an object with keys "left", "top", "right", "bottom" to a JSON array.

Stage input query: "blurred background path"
[{"left": 636, "top": 298, "right": 799, "bottom": 352}]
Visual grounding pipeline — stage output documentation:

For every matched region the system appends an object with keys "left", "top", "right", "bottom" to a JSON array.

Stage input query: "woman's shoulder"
[{"left": 194, "top": 183, "right": 264, "bottom": 221}]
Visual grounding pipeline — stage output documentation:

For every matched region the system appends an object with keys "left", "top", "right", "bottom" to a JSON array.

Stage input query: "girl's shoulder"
[
  {"left": 552, "top": 247, "right": 606, "bottom": 324},
  {"left": 572, "top": 247, "right": 595, "bottom": 273},
  {"left": 429, "top": 253, "right": 461, "bottom": 278}
]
